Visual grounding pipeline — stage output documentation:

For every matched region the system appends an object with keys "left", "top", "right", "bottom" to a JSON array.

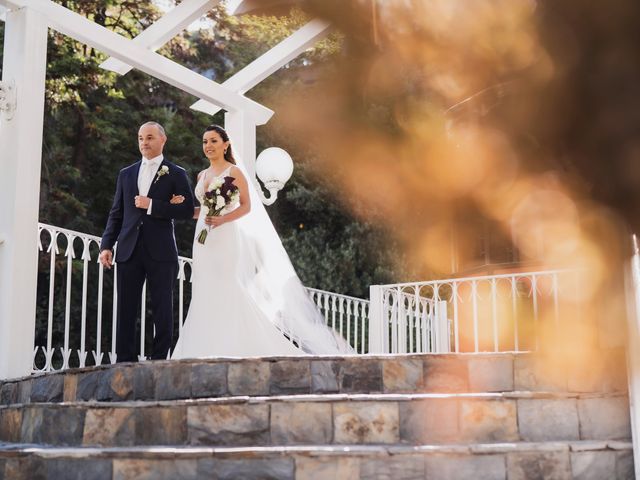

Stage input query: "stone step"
[
  {"left": 1, "top": 349, "right": 627, "bottom": 405},
  {"left": 0, "top": 392, "right": 630, "bottom": 448},
  {"left": 0, "top": 441, "right": 633, "bottom": 479}
]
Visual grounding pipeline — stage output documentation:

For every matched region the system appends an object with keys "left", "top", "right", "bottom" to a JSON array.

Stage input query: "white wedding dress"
[{"left": 172, "top": 165, "right": 351, "bottom": 358}]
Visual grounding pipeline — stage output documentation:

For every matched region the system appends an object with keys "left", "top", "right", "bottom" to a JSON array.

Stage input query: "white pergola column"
[
  {"left": 225, "top": 110, "right": 257, "bottom": 179},
  {"left": 0, "top": 6, "right": 48, "bottom": 379}
]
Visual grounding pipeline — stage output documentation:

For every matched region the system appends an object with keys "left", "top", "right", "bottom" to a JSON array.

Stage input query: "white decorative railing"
[
  {"left": 34, "top": 223, "right": 369, "bottom": 372},
  {"left": 307, "top": 288, "right": 369, "bottom": 354},
  {"left": 35, "top": 223, "right": 577, "bottom": 371},
  {"left": 369, "top": 269, "right": 576, "bottom": 354},
  {"left": 368, "top": 287, "right": 448, "bottom": 354}
]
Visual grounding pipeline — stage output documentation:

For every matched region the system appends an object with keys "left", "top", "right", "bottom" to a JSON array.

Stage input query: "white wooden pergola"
[{"left": 0, "top": 0, "right": 330, "bottom": 379}]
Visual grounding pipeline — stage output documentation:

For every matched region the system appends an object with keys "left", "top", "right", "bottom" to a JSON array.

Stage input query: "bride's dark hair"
[{"left": 204, "top": 124, "right": 236, "bottom": 165}]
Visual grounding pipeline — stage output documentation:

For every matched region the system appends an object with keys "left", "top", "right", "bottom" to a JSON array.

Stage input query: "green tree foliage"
[{"left": 275, "top": 165, "right": 407, "bottom": 298}]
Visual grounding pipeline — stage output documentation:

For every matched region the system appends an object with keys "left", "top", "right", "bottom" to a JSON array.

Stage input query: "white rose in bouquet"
[{"left": 209, "top": 177, "right": 224, "bottom": 191}]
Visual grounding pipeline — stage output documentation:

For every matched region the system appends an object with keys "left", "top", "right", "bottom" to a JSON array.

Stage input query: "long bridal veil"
[{"left": 232, "top": 158, "right": 354, "bottom": 355}]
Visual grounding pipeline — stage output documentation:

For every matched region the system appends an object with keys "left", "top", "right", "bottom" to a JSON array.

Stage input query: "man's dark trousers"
[{"left": 115, "top": 230, "right": 177, "bottom": 362}]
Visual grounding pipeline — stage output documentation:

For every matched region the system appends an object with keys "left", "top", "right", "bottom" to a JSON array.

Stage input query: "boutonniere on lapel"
[{"left": 154, "top": 165, "right": 169, "bottom": 184}]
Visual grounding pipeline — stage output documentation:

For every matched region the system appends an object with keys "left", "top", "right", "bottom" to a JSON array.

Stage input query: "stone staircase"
[{"left": 0, "top": 350, "right": 633, "bottom": 479}]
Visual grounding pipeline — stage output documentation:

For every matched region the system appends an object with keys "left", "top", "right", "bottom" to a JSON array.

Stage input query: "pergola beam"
[
  {"left": 100, "top": 0, "right": 221, "bottom": 75},
  {"left": 191, "top": 18, "right": 330, "bottom": 116},
  {"left": 0, "top": 1, "right": 19, "bottom": 16},
  {"left": 225, "top": 0, "right": 300, "bottom": 16},
  {"left": 0, "top": 0, "right": 273, "bottom": 124}
]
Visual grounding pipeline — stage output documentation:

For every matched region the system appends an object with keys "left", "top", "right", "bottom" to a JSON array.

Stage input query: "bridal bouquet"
[{"left": 197, "top": 176, "right": 239, "bottom": 244}]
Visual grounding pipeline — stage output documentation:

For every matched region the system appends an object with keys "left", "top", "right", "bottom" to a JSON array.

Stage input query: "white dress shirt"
[{"left": 138, "top": 154, "right": 163, "bottom": 214}]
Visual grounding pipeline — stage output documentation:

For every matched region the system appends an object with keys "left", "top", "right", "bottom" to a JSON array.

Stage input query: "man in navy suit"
[{"left": 99, "top": 122, "right": 195, "bottom": 362}]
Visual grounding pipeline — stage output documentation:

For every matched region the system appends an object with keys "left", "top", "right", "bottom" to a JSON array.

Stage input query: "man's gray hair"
[{"left": 140, "top": 121, "right": 166, "bottom": 137}]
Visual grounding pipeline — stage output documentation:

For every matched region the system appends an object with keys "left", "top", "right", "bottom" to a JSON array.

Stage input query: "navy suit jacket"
[{"left": 100, "top": 158, "right": 195, "bottom": 263}]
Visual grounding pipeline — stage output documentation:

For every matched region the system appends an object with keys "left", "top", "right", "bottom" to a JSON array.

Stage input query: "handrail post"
[
  {"left": 368, "top": 285, "right": 384, "bottom": 353},
  {"left": 434, "top": 300, "right": 450, "bottom": 353},
  {"left": 624, "top": 234, "right": 640, "bottom": 479}
]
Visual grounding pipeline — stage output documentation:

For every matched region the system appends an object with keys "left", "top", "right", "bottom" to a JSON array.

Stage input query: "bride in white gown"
[{"left": 172, "top": 125, "right": 352, "bottom": 358}]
